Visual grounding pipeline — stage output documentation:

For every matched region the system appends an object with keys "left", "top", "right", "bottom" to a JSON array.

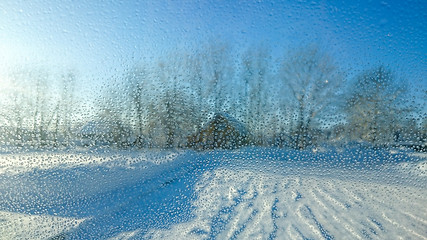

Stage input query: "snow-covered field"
[{"left": 0, "top": 148, "right": 426, "bottom": 239}]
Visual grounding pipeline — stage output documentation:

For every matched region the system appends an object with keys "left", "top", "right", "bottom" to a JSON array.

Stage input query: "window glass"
[{"left": 0, "top": 0, "right": 425, "bottom": 239}]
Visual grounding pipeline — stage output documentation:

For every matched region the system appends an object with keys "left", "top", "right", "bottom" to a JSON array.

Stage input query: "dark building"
[{"left": 187, "top": 113, "right": 250, "bottom": 150}]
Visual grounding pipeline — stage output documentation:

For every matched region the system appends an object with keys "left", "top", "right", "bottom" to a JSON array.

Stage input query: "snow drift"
[{"left": 0, "top": 148, "right": 426, "bottom": 239}]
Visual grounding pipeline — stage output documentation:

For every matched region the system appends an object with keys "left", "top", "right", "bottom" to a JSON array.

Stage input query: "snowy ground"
[{"left": 0, "top": 147, "right": 426, "bottom": 239}]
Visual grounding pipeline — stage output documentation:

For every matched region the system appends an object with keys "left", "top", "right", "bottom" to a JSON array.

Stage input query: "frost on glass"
[{"left": 0, "top": 0, "right": 426, "bottom": 239}]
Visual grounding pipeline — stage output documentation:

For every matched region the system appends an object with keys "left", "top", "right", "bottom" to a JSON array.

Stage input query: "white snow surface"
[{"left": 0, "top": 147, "right": 426, "bottom": 239}]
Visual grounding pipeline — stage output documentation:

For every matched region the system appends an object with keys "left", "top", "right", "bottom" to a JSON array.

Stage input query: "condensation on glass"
[{"left": 0, "top": 1, "right": 425, "bottom": 239}]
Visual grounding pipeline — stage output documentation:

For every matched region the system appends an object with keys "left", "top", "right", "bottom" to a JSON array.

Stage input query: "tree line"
[
  {"left": 0, "top": 44, "right": 425, "bottom": 151},
  {"left": 0, "top": 67, "right": 76, "bottom": 150}
]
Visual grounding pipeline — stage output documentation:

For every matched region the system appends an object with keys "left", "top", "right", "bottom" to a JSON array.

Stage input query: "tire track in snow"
[{"left": 145, "top": 166, "right": 427, "bottom": 240}]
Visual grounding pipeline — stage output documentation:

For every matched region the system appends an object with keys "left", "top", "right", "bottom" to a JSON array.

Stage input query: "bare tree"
[
  {"left": 152, "top": 60, "right": 197, "bottom": 148},
  {"left": 93, "top": 74, "right": 137, "bottom": 148},
  {"left": 30, "top": 70, "right": 49, "bottom": 145},
  {"left": 5, "top": 68, "right": 52, "bottom": 147},
  {"left": 188, "top": 50, "right": 210, "bottom": 132},
  {"left": 0, "top": 67, "right": 77, "bottom": 148},
  {"left": 52, "top": 71, "right": 76, "bottom": 146},
  {"left": 240, "top": 45, "right": 272, "bottom": 145},
  {"left": 125, "top": 66, "right": 150, "bottom": 147},
  {"left": 279, "top": 46, "right": 343, "bottom": 149},
  {"left": 346, "top": 66, "right": 406, "bottom": 145},
  {"left": 203, "top": 41, "right": 234, "bottom": 113},
  {"left": 0, "top": 74, "right": 30, "bottom": 146}
]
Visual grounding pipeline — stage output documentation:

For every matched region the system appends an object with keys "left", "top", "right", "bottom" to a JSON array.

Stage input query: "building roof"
[{"left": 187, "top": 113, "right": 250, "bottom": 150}]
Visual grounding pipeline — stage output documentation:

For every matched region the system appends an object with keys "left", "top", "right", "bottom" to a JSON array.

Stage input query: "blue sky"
[{"left": 0, "top": 0, "right": 426, "bottom": 100}]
